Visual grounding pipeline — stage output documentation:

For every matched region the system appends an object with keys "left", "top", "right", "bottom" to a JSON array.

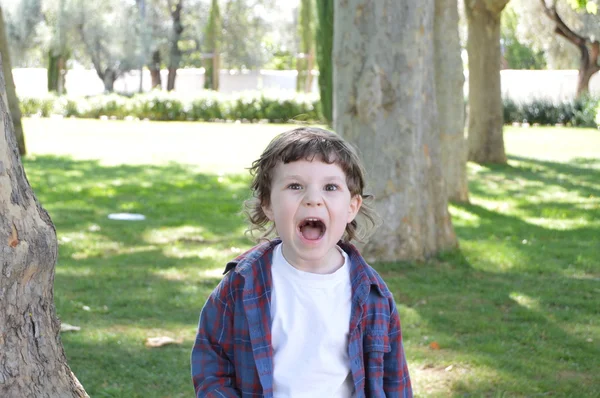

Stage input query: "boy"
[{"left": 191, "top": 127, "right": 412, "bottom": 397}]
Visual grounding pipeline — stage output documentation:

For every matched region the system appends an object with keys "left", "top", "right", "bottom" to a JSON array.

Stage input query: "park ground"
[{"left": 21, "top": 118, "right": 600, "bottom": 397}]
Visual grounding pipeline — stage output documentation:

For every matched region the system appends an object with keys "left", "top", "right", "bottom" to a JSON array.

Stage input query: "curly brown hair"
[{"left": 244, "top": 126, "right": 378, "bottom": 242}]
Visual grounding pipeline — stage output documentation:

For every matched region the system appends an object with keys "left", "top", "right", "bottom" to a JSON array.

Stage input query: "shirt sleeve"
[
  {"left": 191, "top": 281, "right": 241, "bottom": 398},
  {"left": 383, "top": 299, "right": 413, "bottom": 397}
]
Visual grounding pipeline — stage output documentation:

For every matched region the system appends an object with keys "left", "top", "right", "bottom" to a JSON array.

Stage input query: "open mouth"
[{"left": 298, "top": 218, "right": 326, "bottom": 240}]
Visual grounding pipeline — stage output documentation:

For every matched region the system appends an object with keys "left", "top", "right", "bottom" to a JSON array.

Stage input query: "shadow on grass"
[
  {"left": 23, "top": 155, "right": 253, "bottom": 397},
  {"left": 22, "top": 154, "right": 600, "bottom": 397},
  {"left": 380, "top": 156, "right": 599, "bottom": 396}
]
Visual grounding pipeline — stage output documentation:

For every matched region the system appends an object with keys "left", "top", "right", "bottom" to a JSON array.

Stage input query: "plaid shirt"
[{"left": 191, "top": 239, "right": 412, "bottom": 397}]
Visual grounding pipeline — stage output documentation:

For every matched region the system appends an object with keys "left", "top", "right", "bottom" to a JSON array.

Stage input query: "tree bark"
[
  {"left": 435, "top": 0, "right": 469, "bottom": 203},
  {"left": 334, "top": 0, "right": 457, "bottom": 262},
  {"left": 167, "top": 0, "right": 183, "bottom": 91},
  {"left": 465, "top": 0, "right": 509, "bottom": 164},
  {"left": 0, "top": 59, "right": 88, "bottom": 397},
  {"left": 150, "top": 50, "right": 162, "bottom": 89},
  {"left": 0, "top": 7, "right": 26, "bottom": 156}
]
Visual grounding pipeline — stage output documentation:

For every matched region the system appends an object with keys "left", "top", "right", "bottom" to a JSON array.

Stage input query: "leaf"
[
  {"left": 60, "top": 323, "right": 81, "bottom": 332},
  {"left": 145, "top": 336, "right": 182, "bottom": 348}
]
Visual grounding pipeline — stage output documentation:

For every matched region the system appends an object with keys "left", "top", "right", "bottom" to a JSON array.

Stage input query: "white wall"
[{"left": 13, "top": 67, "right": 600, "bottom": 102}]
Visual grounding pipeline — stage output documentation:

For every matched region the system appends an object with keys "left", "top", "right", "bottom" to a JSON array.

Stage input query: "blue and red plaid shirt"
[{"left": 191, "top": 239, "right": 412, "bottom": 397}]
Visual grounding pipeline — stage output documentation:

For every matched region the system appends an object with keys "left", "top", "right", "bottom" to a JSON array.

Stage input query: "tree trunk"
[
  {"left": 316, "top": 0, "right": 333, "bottom": 124},
  {"left": 167, "top": 0, "right": 183, "bottom": 91},
  {"left": 150, "top": 50, "right": 162, "bottom": 89},
  {"left": 305, "top": 50, "right": 314, "bottom": 93},
  {"left": 334, "top": 0, "right": 457, "bottom": 262},
  {"left": 0, "top": 59, "right": 88, "bottom": 398},
  {"left": 102, "top": 69, "right": 116, "bottom": 93},
  {"left": 0, "top": 7, "right": 26, "bottom": 156},
  {"left": 576, "top": 46, "right": 599, "bottom": 97},
  {"left": 435, "top": 0, "right": 469, "bottom": 203},
  {"left": 465, "top": 0, "right": 509, "bottom": 164}
]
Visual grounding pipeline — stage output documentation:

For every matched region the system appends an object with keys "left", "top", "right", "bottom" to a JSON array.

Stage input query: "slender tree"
[
  {"left": 0, "top": 57, "right": 88, "bottom": 398},
  {"left": 334, "top": 0, "right": 457, "bottom": 261},
  {"left": 465, "top": 0, "right": 510, "bottom": 164},
  {"left": 315, "top": 0, "right": 333, "bottom": 124},
  {"left": 435, "top": 0, "right": 469, "bottom": 202},
  {"left": 204, "top": 0, "right": 221, "bottom": 90},
  {"left": 167, "top": 0, "right": 183, "bottom": 91},
  {"left": 539, "top": 0, "right": 600, "bottom": 97},
  {"left": 47, "top": 0, "right": 69, "bottom": 94},
  {"left": 0, "top": 6, "right": 26, "bottom": 156},
  {"left": 297, "top": 0, "right": 315, "bottom": 92}
]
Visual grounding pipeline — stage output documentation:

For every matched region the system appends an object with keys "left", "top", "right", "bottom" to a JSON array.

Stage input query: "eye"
[
  {"left": 287, "top": 183, "right": 302, "bottom": 190},
  {"left": 324, "top": 184, "right": 339, "bottom": 192}
]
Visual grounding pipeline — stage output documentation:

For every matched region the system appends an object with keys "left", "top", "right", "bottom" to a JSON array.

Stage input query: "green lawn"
[{"left": 22, "top": 118, "right": 600, "bottom": 397}]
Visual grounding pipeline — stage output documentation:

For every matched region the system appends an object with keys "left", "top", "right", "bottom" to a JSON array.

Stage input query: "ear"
[
  {"left": 347, "top": 194, "right": 363, "bottom": 223},
  {"left": 262, "top": 201, "right": 274, "bottom": 221}
]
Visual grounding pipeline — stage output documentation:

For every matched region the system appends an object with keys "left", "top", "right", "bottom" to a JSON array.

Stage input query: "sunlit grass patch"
[{"left": 21, "top": 121, "right": 600, "bottom": 397}]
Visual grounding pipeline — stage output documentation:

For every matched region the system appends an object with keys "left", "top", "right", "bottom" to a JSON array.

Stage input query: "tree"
[
  {"left": 539, "top": 0, "right": 600, "bottom": 97},
  {"left": 297, "top": 0, "right": 315, "bottom": 93},
  {"left": 435, "top": 0, "right": 469, "bottom": 203},
  {"left": 204, "top": 0, "right": 221, "bottom": 90},
  {"left": 501, "top": 5, "right": 547, "bottom": 69},
  {"left": 0, "top": 58, "right": 88, "bottom": 397},
  {"left": 334, "top": 0, "right": 457, "bottom": 261},
  {"left": 46, "top": 0, "right": 70, "bottom": 94},
  {"left": 465, "top": 0, "right": 510, "bottom": 165},
  {"left": 0, "top": 6, "right": 26, "bottom": 156},
  {"left": 3, "top": 0, "right": 43, "bottom": 67},
  {"left": 167, "top": 0, "right": 183, "bottom": 91},
  {"left": 74, "top": 0, "right": 139, "bottom": 92},
  {"left": 315, "top": 0, "right": 333, "bottom": 124}
]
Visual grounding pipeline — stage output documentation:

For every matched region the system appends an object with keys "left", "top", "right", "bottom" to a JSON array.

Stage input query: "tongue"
[{"left": 301, "top": 224, "right": 322, "bottom": 240}]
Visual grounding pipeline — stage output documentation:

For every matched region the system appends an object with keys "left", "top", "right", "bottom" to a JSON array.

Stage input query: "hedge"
[
  {"left": 19, "top": 91, "right": 600, "bottom": 128},
  {"left": 502, "top": 96, "right": 600, "bottom": 128},
  {"left": 19, "top": 90, "right": 323, "bottom": 123}
]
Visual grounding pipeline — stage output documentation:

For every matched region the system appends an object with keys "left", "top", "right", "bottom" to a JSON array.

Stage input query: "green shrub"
[
  {"left": 502, "top": 96, "right": 599, "bottom": 127},
  {"left": 19, "top": 91, "right": 323, "bottom": 123},
  {"left": 571, "top": 95, "right": 598, "bottom": 128}
]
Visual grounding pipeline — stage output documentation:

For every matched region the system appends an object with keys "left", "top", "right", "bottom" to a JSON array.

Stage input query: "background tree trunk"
[
  {"left": 204, "top": 0, "right": 221, "bottom": 91},
  {"left": 0, "top": 7, "right": 26, "bottom": 156},
  {"left": 150, "top": 50, "right": 162, "bottom": 89},
  {"left": 334, "top": 0, "right": 457, "bottom": 262},
  {"left": 316, "top": 0, "right": 333, "bottom": 125},
  {"left": 0, "top": 59, "right": 88, "bottom": 397},
  {"left": 167, "top": 0, "right": 183, "bottom": 91},
  {"left": 435, "top": 0, "right": 469, "bottom": 203},
  {"left": 465, "top": 0, "right": 509, "bottom": 164}
]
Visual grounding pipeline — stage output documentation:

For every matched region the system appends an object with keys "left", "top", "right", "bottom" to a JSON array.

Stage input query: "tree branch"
[{"left": 538, "top": 0, "right": 586, "bottom": 48}]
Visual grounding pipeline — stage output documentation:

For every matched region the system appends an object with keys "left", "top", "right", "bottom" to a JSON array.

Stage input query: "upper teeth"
[{"left": 306, "top": 218, "right": 319, "bottom": 222}]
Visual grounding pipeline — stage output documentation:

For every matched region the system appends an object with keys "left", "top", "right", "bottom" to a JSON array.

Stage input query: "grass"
[{"left": 21, "top": 118, "right": 600, "bottom": 397}]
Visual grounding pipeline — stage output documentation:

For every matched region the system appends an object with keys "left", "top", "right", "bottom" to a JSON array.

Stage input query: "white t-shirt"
[{"left": 270, "top": 243, "right": 355, "bottom": 398}]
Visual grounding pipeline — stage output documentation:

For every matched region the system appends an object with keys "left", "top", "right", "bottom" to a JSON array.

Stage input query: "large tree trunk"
[
  {"left": 0, "top": 60, "right": 88, "bottom": 397},
  {"left": 167, "top": 0, "right": 183, "bottom": 91},
  {"left": 465, "top": 0, "right": 509, "bottom": 164},
  {"left": 0, "top": 7, "right": 26, "bottom": 156},
  {"left": 435, "top": 0, "right": 469, "bottom": 203},
  {"left": 334, "top": 0, "right": 457, "bottom": 262}
]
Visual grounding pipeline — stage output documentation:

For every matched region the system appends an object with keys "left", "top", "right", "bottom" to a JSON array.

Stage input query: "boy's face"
[{"left": 262, "top": 159, "right": 362, "bottom": 272}]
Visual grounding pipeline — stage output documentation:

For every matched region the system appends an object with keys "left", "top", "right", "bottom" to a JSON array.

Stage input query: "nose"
[{"left": 303, "top": 187, "right": 323, "bottom": 207}]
